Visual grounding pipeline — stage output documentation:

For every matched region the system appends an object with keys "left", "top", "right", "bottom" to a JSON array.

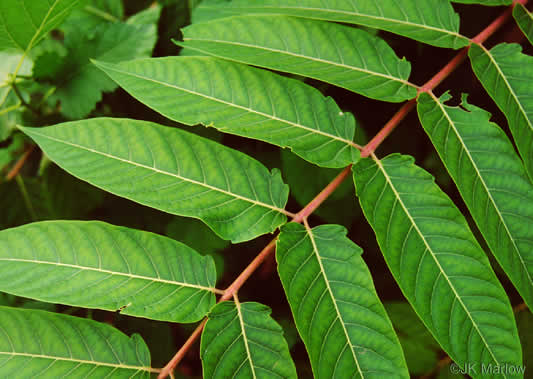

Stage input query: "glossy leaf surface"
[
  {"left": 469, "top": 43, "right": 533, "bottom": 181},
  {"left": 276, "top": 223, "right": 409, "bottom": 378},
  {"left": 417, "top": 92, "right": 533, "bottom": 310},
  {"left": 193, "top": 0, "right": 469, "bottom": 49},
  {"left": 180, "top": 15, "right": 416, "bottom": 102},
  {"left": 94, "top": 57, "right": 360, "bottom": 168},
  {"left": 0, "top": 221, "right": 217, "bottom": 322},
  {"left": 353, "top": 154, "right": 522, "bottom": 372},
  {"left": 0, "top": 306, "right": 152, "bottom": 377},
  {"left": 20, "top": 118, "right": 289, "bottom": 243},
  {"left": 201, "top": 301, "right": 297, "bottom": 378}
]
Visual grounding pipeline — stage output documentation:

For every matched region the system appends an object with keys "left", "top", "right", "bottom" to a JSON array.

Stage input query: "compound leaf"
[
  {"left": 276, "top": 223, "right": 409, "bottom": 378},
  {"left": 20, "top": 118, "right": 289, "bottom": 243},
  {"left": 417, "top": 92, "right": 533, "bottom": 310},
  {"left": 353, "top": 154, "right": 522, "bottom": 372},
  {"left": 200, "top": 301, "right": 297, "bottom": 378},
  {"left": 193, "top": 0, "right": 469, "bottom": 49},
  {"left": 94, "top": 57, "right": 360, "bottom": 168},
  {"left": 179, "top": 15, "right": 416, "bottom": 102},
  {"left": 469, "top": 43, "right": 533, "bottom": 182},
  {"left": 514, "top": 4, "right": 533, "bottom": 45},
  {"left": 0, "top": 306, "right": 153, "bottom": 377},
  {"left": 0, "top": 220, "right": 217, "bottom": 323}
]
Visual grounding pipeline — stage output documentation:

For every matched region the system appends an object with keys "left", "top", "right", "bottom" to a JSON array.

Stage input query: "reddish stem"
[
  {"left": 5, "top": 145, "right": 35, "bottom": 181},
  {"left": 157, "top": 3, "right": 524, "bottom": 377}
]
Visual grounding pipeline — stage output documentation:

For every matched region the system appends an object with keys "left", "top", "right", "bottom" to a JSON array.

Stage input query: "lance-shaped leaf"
[
  {"left": 469, "top": 43, "right": 533, "bottom": 181},
  {"left": 0, "top": 221, "right": 217, "bottom": 323},
  {"left": 514, "top": 4, "right": 533, "bottom": 45},
  {"left": 200, "top": 301, "right": 297, "bottom": 378},
  {"left": 353, "top": 154, "right": 522, "bottom": 372},
  {"left": 417, "top": 92, "right": 533, "bottom": 310},
  {"left": 0, "top": 0, "right": 84, "bottom": 52},
  {"left": 179, "top": 15, "right": 417, "bottom": 103},
  {"left": 0, "top": 306, "right": 153, "bottom": 377},
  {"left": 94, "top": 57, "right": 360, "bottom": 168},
  {"left": 193, "top": 0, "right": 469, "bottom": 49},
  {"left": 276, "top": 223, "right": 409, "bottom": 378},
  {"left": 19, "top": 118, "right": 289, "bottom": 243}
]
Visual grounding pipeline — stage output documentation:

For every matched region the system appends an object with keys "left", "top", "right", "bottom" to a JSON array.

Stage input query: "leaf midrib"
[
  {"left": 235, "top": 302, "right": 258, "bottom": 379},
  {"left": 0, "top": 257, "right": 216, "bottom": 292},
  {"left": 23, "top": 128, "right": 287, "bottom": 215},
  {"left": 182, "top": 38, "right": 414, "bottom": 88},
  {"left": 374, "top": 158, "right": 502, "bottom": 371},
  {"left": 0, "top": 351, "right": 151, "bottom": 372},
  {"left": 199, "top": 5, "right": 467, "bottom": 43},
  {"left": 97, "top": 63, "right": 358, "bottom": 148},
  {"left": 430, "top": 94, "right": 533, "bottom": 293},
  {"left": 479, "top": 45, "right": 532, "bottom": 135},
  {"left": 305, "top": 224, "right": 364, "bottom": 378}
]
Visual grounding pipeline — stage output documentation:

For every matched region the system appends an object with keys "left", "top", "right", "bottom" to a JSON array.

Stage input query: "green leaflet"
[
  {"left": 469, "top": 43, "right": 533, "bottom": 182},
  {"left": 0, "top": 0, "right": 84, "bottom": 53},
  {"left": 45, "top": 22, "right": 157, "bottom": 119},
  {"left": 451, "top": 0, "right": 512, "bottom": 4},
  {"left": 417, "top": 92, "right": 533, "bottom": 310},
  {"left": 179, "top": 15, "right": 417, "bottom": 102},
  {"left": 20, "top": 118, "right": 289, "bottom": 243},
  {"left": 514, "top": 4, "right": 533, "bottom": 45},
  {"left": 0, "top": 221, "right": 217, "bottom": 323},
  {"left": 276, "top": 223, "right": 408, "bottom": 378},
  {"left": 94, "top": 57, "right": 360, "bottom": 168},
  {"left": 353, "top": 154, "right": 522, "bottom": 374},
  {"left": 384, "top": 302, "right": 440, "bottom": 375},
  {"left": 200, "top": 301, "right": 297, "bottom": 378},
  {"left": 0, "top": 306, "right": 152, "bottom": 377},
  {"left": 193, "top": 0, "right": 469, "bottom": 49}
]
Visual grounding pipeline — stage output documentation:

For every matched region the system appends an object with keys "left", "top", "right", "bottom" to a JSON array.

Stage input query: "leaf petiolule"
[
  {"left": 0, "top": 306, "right": 153, "bottom": 377},
  {"left": 417, "top": 92, "right": 533, "bottom": 310},
  {"left": 276, "top": 223, "right": 409, "bottom": 378},
  {"left": 353, "top": 154, "right": 522, "bottom": 373},
  {"left": 19, "top": 118, "right": 289, "bottom": 243},
  {"left": 93, "top": 57, "right": 360, "bottom": 168},
  {"left": 0, "top": 220, "right": 218, "bottom": 323},
  {"left": 200, "top": 301, "right": 297, "bottom": 378},
  {"left": 469, "top": 43, "right": 533, "bottom": 182},
  {"left": 193, "top": 0, "right": 469, "bottom": 49},
  {"left": 0, "top": 0, "right": 84, "bottom": 53},
  {"left": 513, "top": 4, "right": 533, "bottom": 46},
  {"left": 179, "top": 15, "right": 417, "bottom": 102}
]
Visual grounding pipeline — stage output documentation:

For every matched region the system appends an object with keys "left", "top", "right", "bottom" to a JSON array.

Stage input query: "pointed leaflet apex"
[{"left": 19, "top": 118, "right": 289, "bottom": 243}]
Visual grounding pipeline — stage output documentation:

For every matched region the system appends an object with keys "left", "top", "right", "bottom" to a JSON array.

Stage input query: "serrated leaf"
[
  {"left": 451, "top": 0, "right": 511, "bottom": 5},
  {"left": 193, "top": 0, "right": 469, "bottom": 49},
  {"left": 417, "top": 92, "right": 533, "bottom": 310},
  {"left": 469, "top": 43, "right": 533, "bottom": 182},
  {"left": 0, "top": 220, "right": 217, "bottom": 323},
  {"left": 179, "top": 15, "right": 416, "bottom": 102},
  {"left": 20, "top": 118, "right": 289, "bottom": 243},
  {"left": 48, "top": 22, "right": 157, "bottom": 119},
  {"left": 276, "top": 223, "right": 408, "bottom": 378},
  {"left": 0, "top": 306, "right": 153, "bottom": 377},
  {"left": 94, "top": 57, "right": 360, "bottom": 168},
  {"left": 353, "top": 154, "right": 522, "bottom": 373},
  {"left": 514, "top": 4, "right": 533, "bottom": 45},
  {"left": 127, "top": 4, "right": 161, "bottom": 26},
  {"left": 0, "top": 0, "right": 84, "bottom": 53},
  {"left": 200, "top": 301, "right": 297, "bottom": 378}
]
